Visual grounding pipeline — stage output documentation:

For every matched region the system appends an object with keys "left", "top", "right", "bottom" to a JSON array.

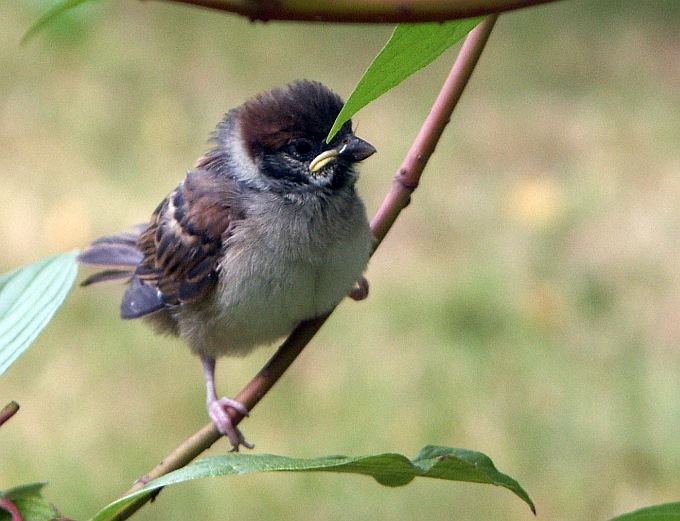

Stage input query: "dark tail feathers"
[{"left": 77, "top": 225, "right": 145, "bottom": 286}]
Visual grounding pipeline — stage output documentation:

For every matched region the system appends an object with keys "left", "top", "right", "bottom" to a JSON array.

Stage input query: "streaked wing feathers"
[{"left": 123, "top": 169, "right": 242, "bottom": 316}]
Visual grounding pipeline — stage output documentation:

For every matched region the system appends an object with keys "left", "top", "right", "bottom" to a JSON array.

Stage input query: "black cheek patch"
[{"left": 260, "top": 153, "right": 311, "bottom": 186}]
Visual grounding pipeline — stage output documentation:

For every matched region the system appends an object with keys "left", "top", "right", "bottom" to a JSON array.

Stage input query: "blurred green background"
[{"left": 2, "top": 1, "right": 680, "bottom": 520}]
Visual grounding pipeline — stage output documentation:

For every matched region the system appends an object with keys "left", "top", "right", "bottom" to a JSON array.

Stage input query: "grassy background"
[{"left": 2, "top": 1, "right": 680, "bottom": 520}]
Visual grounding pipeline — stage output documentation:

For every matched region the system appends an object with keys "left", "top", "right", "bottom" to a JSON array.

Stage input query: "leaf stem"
[
  {"left": 0, "top": 497, "right": 22, "bottom": 520},
  {"left": 110, "top": 15, "right": 497, "bottom": 520}
]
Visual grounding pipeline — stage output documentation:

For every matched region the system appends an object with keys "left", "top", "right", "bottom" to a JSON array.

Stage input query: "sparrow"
[{"left": 77, "top": 80, "right": 376, "bottom": 450}]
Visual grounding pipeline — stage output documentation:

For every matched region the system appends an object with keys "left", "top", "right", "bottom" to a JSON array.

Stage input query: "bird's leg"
[
  {"left": 349, "top": 276, "right": 369, "bottom": 301},
  {"left": 201, "top": 356, "right": 253, "bottom": 451}
]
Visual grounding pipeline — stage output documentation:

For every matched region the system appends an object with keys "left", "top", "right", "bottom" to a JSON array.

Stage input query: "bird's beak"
[{"left": 309, "top": 136, "right": 376, "bottom": 172}]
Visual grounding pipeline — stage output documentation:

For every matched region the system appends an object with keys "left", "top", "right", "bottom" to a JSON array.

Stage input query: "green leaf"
[
  {"left": 327, "top": 17, "right": 484, "bottom": 142},
  {"left": 91, "top": 445, "right": 534, "bottom": 520},
  {"left": 412, "top": 445, "right": 535, "bottom": 512},
  {"left": 0, "top": 251, "right": 79, "bottom": 376},
  {"left": 0, "top": 482, "right": 61, "bottom": 521},
  {"left": 22, "top": 0, "right": 92, "bottom": 45},
  {"left": 609, "top": 502, "right": 680, "bottom": 521}
]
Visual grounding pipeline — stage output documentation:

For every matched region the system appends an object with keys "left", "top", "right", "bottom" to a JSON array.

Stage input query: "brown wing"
[{"left": 121, "top": 168, "right": 243, "bottom": 319}]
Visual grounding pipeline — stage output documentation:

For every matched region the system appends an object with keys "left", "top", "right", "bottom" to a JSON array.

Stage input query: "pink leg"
[
  {"left": 349, "top": 276, "right": 369, "bottom": 301},
  {"left": 202, "top": 357, "right": 254, "bottom": 451}
]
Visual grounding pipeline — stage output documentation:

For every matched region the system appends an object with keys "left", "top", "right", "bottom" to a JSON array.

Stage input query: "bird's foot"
[
  {"left": 349, "top": 277, "right": 369, "bottom": 301},
  {"left": 207, "top": 397, "right": 254, "bottom": 451},
  {"left": 218, "top": 396, "right": 249, "bottom": 417}
]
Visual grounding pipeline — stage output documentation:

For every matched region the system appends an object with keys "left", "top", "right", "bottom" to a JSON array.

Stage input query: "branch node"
[{"left": 395, "top": 168, "right": 419, "bottom": 191}]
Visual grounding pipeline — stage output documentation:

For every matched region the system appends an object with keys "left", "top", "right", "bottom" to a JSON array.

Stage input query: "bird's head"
[{"left": 215, "top": 81, "right": 376, "bottom": 193}]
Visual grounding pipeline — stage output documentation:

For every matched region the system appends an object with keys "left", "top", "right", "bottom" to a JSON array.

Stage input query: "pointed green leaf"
[
  {"left": 327, "top": 17, "right": 484, "bottom": 142},
  {"left": 91, "top": 446, "right": 534, "bottom": 520},
  {"left": 0, "top": 482, "right": 60, "bottom": 521},
  {"left": 609, "top": 502, "right": 680, "bottom": 521},
  {"left": 22, "top": 0, "right": 92, "bottom": 45},
  {"left": 412, "top": 445, "right": 535, "bottom": 512},
  {"left": 0, "top": 251, "right": 79, "bottom": 376}
]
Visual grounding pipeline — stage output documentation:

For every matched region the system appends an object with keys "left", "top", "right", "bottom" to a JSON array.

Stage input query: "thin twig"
[
  {"left": 112, "top": 15, "right": 498, "bottom": 520},
  {"left": 371, "top": 14, "right": 497, "bottom": 246},
  {"left": 0, "top": 401, "right": 20, "bottom": 429},
  {"left": 156, "top": 0, "right": 552, "bottom": 23}
]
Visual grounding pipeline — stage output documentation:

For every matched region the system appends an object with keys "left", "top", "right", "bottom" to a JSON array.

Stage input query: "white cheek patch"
[{"left": 226, "top": 123, "right": 268, "bottom": 189}]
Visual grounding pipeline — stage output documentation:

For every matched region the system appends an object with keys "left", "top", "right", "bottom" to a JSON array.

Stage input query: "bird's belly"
[
  {"left": 213, "top": 260, "right": 320, "bottom": 353},
  {"left": 179, "top": 234, "right": 369, "bottom": 359}
]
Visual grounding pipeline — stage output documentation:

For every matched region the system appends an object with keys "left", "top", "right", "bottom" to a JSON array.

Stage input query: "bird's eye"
[{"left": 288, "top": 139, "right": 314, "bottom": 159}]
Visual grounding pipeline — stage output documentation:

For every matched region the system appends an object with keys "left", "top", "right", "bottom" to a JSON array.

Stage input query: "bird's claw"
[
  {"left": 219, "top": 396, "right": 250, "bottom": 417},
  {"left": 208, "top": 397, "right": 254, "bottom": 451}
]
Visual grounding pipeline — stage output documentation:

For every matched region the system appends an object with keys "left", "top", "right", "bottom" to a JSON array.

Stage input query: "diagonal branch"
[
  {"left": 112, "top": 14, "right": 498, "bottom": 520},
  {"left": 157, "top": 0, "right": 553, "bottom": 23}
]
